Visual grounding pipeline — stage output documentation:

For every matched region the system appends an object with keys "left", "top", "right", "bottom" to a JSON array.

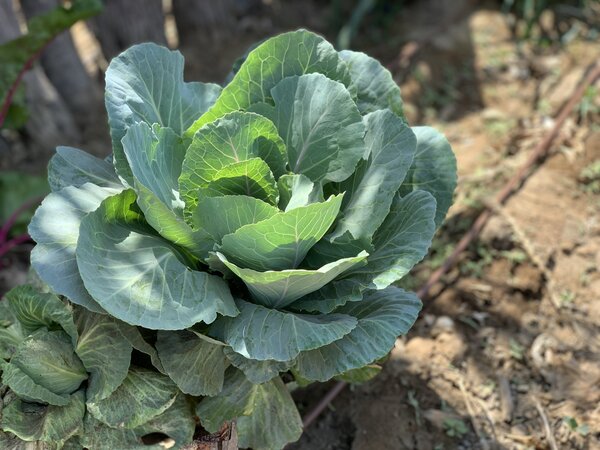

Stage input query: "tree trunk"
[
  {"left": 0, "top": 0, "right": 21, "bottom": 38},
  {"left": 171, "top": 0, "right": 263, "bottom": 83},
  {"left": 88, "top": 0, "right": 167, "bottom": 61},
  {"left": 19, "top": 0, "right": 103, "bottom": 130},
  {"left": 172, "top": 0, "right": 260, "bottom": 45},
  {"left": 0, "top": 0, "right": 80, "bottom": 169},
  {"left": 22, "top": 68, "right": 81, "bottom": 146},
  {"left": 173, "top": 0, "right": 235, "bottom": 44}
]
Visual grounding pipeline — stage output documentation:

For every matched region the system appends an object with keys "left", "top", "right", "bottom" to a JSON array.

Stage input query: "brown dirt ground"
[{"left": 1, "top": 1, "right": 599, "bottom": 449}]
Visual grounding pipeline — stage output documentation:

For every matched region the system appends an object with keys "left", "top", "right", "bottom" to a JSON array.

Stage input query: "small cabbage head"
[{"left": 0, "top": 285, "right": 194, "bottom": 449}]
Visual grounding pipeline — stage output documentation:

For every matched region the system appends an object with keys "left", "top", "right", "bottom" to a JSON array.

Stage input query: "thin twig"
[
  {"left": 458, "top": 377, "right": 491, "bottom": 450},
  {"left": 534, "top": 398, "right": 559, "bottom": 450},
  {"left": 302, "top": 381, "right": 347, "bottom": 428},
  {"left": 497, "top": 376, "right": 514, "bottom": 424},
  {"left": 474, "top": 397, "right": 499, "bottom": 445},
  {"left": 300, "top": 61, "right": 600, "bottom": 432}
]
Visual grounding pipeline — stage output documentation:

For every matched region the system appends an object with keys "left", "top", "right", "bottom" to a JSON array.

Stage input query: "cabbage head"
[{"left": 20, "top": 29, "right": 456, "bottom": 449}]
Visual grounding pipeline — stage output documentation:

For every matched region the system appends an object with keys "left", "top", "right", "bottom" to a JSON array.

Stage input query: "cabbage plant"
[
  {"left": 0, "top": 285, "right": 192, "bottom": 449},
  {"left": 2, "top": 29, "right": 456, "bottom": 449}
]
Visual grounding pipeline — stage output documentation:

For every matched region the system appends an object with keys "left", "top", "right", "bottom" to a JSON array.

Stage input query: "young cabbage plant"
[
  {"left": 0, "top": 285, "right": 195, "bottom": 449},
  {"left": 11, "top": 29, "right": 456, "bottom": 449}
]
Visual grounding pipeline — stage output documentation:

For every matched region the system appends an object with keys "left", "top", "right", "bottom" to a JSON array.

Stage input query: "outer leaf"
[
  {"left": 0, "top": 429, "right": 30, "bottom": 450},
  {"left": 335, "top": 364, "right": 382, "bottom": 383},
  {"left": 195, "top": 369, "right": 255, "bottom": 433},
  {"left": 192, "top": 195, "right": 279, "bottom": 244},
  {"left": 188, "top": 330, "right": 229, "bottom": 347},
  {"left": 156, "top": 330, "right": 226, "bottom": 396},
  {"left": 1, "top": 361, "right": 70, "bottom": 406},
  {"left": 187, "top": 29, "right": 351, "bottom": 133},
  {"left": 252, "top": 73, "right": 365, "bottom": 183},
  {"left": 86, "top": 367, "right": 178, "bottom": 429},
  {"left": 196, "top": 368, "right": 303, "bottom": 449},
  {"left": 48, "top": 146, "right": 121, "bottom": 192},
  {"left": 277, "top": 174, "right": 323, "bottom": 211},
  {"left": 62, "top": 436, "right": 83, "bottom": 450},
  {"left": 199, "top": 158, "right": 280, "bottom": 205},
  {"left": 73, "top": 308, "right": 132, "bottom": 403},
  {"left": 29, "top": 183, "right": 122, "bottom": 314},
  {"left": 209, "top": 299, "right": 357, "bottom": 361},
  {"left": 82, "top": 388, "right": 193, "bottom": 449},
  {"left": 0, "top": 295, "right": 17, "bottom": 326},
  {"left": 287, "top": 278, "right": 363, "bottom": 314},
  {"left": 215, "top": 251, "right": 368, "bottom": 309},
  {"left": 24, "top": 268, "right": 51, "bottom": 293},
  {"left": 179, "top": 111, "right": 286, "bottom": 210},
  {"left": 123, "top": 122, "right": 213, "bottom": 257},
  {"left": 350, "top": 190, "right": 437, "bottom": 289},
  {"left": 76, "top": 190, "right": 238, "bottom": 330},
  {"left": 10, "top": 330, "right": 87, "bottom": 396},
  {"left": 236, "top": 377, "right": 303, "bottom": 450},
  {"left": 105, "top": 43, "right": 221, "bottom": 183},
  {"left": 399, "top": 127, "right": 457, "bottom": 227},
  {"left": 5, "top": 285, "right": 78, "bottom": 344},
  {"left": 294, "top": 287, "right": 421, "bottom": 381},
  {"left": 1, "top": 390, "right": 85, "bottom": 446},
  {"left": 0, "top": 323, "right": 23, "bottom": 361},
  {"left": 331, "top": 110, "right": 416, "bottom": 241},
  {"left": 116, "top": 323, "right": 165, "bottom": 374},
  {"left": 339, "top": 50, "right": 405, "bottom": 117},
  {"left": 80, "top": 414, "right": 161, "bottom": 450},
  {"left": 224, "top": 348, "right": 292, "bottom": 384},
  {"left": 220, "top": 194, "right": 343, "bottom": 271},
  {"left": 135, "top": 394, "right": 195, "bottom": 449}
]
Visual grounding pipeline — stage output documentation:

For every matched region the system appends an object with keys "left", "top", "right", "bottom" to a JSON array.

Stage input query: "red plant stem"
[
  {"left": 299, "top": 61, "right": 600, "bottom": 432},
  {"left": 0, "top": 44, "right": 48, "bottom": 128},
  {"left": 0, "top": 196, "right": 44, "bottom": 244},
  {"left": 0, "top": 233, "right": 32, "bottom": 259}
]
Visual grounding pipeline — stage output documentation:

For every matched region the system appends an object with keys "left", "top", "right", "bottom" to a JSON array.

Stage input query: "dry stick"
[
  {"left": 302, "top": 379, "right": 347, "bottom": 428},
  {"left": 300, "top": 62, "right": 600, "bottom": 431},
  {"left": 474, "top": 396, "right": 499, "bottom": 445},
  {"left": 534, "top": 399, "right": 559, "bottom": 450},
  {"left": 458, "top": 377, "right": 491, "bottom": 450}
]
